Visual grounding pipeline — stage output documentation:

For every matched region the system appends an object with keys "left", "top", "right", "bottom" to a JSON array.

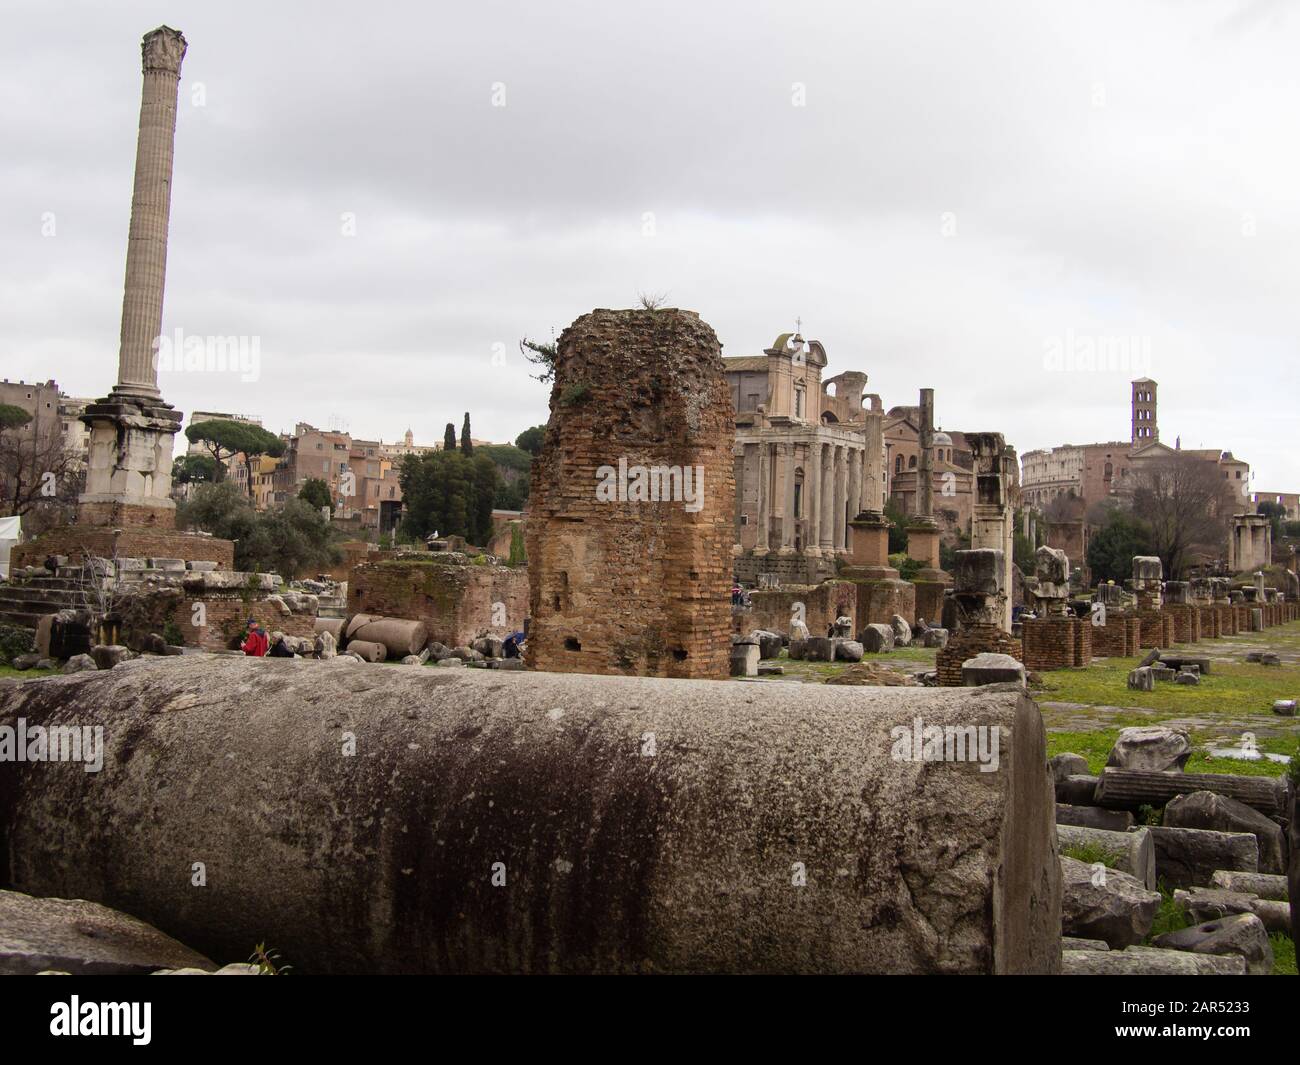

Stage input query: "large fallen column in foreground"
[{"left": 0, "top": 657, "right": 1060, "bottom": 974}]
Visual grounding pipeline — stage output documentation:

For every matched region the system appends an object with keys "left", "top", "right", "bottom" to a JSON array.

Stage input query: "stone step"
[
  {"left": 0, "top": 586, "right": 84, "bottom": 604},
  {"left": 4, "top": 577, "right": 84, "bottom": 592},
  {"left": 0, "top": 609, "right": 48, "bottom": 629}
]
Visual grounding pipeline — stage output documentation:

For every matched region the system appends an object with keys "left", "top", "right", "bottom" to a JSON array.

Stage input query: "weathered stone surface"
[
  {"left": 1062, "top": 946, "right": 1245, "bottom": 975},
  {"left": 0, "top": 658, "right": 1061, "bottom": 974},
  {"left": 1049, "top": 753, "right": 1089, "bottom": 784},
  {"left": 729, "top": 642, "right": 759, "bottom": 677},
  {"left": 1273, "top": 699, "right": 1297, "bottom": 716},
  {"left": 859, "top": 624, "right": 894, "bottom": 653},
  {"left": 1057, "top": 825, "right": 1155, "bottom": 889},
  {"left": 1126, "top": 666, "right": 1154, "bottom": 691},
  {"left": 1174, "top": 887, "right": 1292, "bottom": 934},
  {"left": 1055, "top": 804, "right": 1134, "bottom": 832},
  {"left": 1056, "top": 775, "right": 1100, "bottom": 806},
  {"left": 1105, "top": 726, "right": 1192, "bottom": 772},
  {"left": 1061, "top": 936, "right": 1108, "bottom": 951},
  {"left": 61, "top": 654, "right": 97, "bottom": 674},
  {"left": 1164, "top": 791, "right": 1285, "bottom": 874},
  {"left": 961, "top": 652, "right": 1025, "bottom": 687},
  {"left": 889, "top": 615, "right": 912, "bottom": 647},
  {"left": 10, "top": 653, "right": 40, "bottom": 670},
  {"left": 1095, "top": 768, "right": 1288, "bottom": 817},
  {"left": 344, "top": 639, "right": 387, "bottom": 663},
  {"left": 1060, "top": 856, "right": 1160, "bottom": 948},
  {"left": 753, "top": 631, "right": 783, "bottom": 660},
  {"left": 920, "top": 627, "right": 948, "bottom": 648},
  {"left": 803, "top": 636, "right": 836, "bottom": 662},
  {"left": 89, "top": 644, "right": 132, "bottom": 671},
  {"left": 1153, "top": 913, "right": 1272, "bottom": 975},
  {"left": 1209, "top": 870, "right": 1288, "bottom": 900},
  {"left": 351, "top": 618, "right": 428, "bottom": 658},
  {"left": 0, "top": 889, "right": 215, "bottom": 975},
  {"left": 833, "top": 640, "right": 863, "bottom": 662},
  {"left": 1148, "top": 826, "right": 1258, "bottom": 890}
]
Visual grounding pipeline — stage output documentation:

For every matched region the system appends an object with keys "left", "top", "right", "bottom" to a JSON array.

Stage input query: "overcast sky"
[{"left": 3, "top": 0, "right": 1298, "bottom": 491}]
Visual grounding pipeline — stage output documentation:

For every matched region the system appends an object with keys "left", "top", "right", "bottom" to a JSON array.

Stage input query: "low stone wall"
[
  {"left": 731, "top": 581, "right": 856, "bottom": 638},
  {"left": 11, "top": 527, "right": 233, "bottom": 571},
  {"left": 348, "top": 556, "right": 528, "bottom": 648},
  {"left": 0, "top": 658, "right": 1061, "bottom": 974},
  {"left": 855, "top": 578, "right": 916, "bottom": 628}
]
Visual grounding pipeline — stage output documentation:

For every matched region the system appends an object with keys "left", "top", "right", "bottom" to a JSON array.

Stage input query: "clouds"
[{"left": 2, "top": 0, "right": 1297, "bottom": 488}]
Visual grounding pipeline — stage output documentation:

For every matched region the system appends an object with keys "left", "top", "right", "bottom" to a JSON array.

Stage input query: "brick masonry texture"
[
  {"left": 936, "top": 624, "right": 1023, "bottom": 686},
  {"left": 526, "top": 309, "right": 736, "bottom": 679},
  {"left": 349, "top": 558, "right": 529, "bottom": 648},
  {"left": 731, "top": 581, "right": 857, "bottom": 637}
]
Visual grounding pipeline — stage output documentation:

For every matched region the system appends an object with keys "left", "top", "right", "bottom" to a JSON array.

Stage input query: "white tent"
[{"left": 0, "top": 515, "right": 21, "bottom": 580}]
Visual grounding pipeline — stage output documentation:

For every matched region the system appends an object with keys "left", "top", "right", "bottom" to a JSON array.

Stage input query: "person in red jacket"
[{"left": 241, "top": 617, "right": 268, "bottom": 657}]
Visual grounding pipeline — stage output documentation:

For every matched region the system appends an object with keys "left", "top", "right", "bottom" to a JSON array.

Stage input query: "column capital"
[{"left": 142, "top": 26, "right": 187, "bottom": 75}]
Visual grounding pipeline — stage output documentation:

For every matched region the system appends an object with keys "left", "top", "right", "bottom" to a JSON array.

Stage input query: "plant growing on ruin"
[
  {"left": 519, "top": 336, "right": 557, "bottom": 383},
  {"left": 249, "top": 942, "right": 292, "bottom": 975},
  {"left": 558, "top": 381, "right": 590, "bottom": 406},
  {"left": 637, "top": 291, "right": 668, "bottom": 310}
]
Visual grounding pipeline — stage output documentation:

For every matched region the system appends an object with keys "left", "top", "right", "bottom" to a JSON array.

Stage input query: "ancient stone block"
[
  {"left": 526, "top": 309, "right": 735, "bottom": 679},
  {"left": 0, "top": 658, "right": 1062, "bottom": 974}
]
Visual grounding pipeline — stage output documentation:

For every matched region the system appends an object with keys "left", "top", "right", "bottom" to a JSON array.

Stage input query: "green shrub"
[{"left": 0, "top": 624, "right": 35, "bottom": 664}]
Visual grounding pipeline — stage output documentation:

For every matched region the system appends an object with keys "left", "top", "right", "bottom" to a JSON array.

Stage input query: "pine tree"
[
  {"left": 460, "top": 413, "right": 473, "bottom": 456},
  {"left": 443, "top": 423, "right": 456, "bottom": 452}
]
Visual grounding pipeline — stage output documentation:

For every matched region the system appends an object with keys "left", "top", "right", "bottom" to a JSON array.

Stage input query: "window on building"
[
  {"left": 908, "top": 455, "right": 917, "bottom": 469},
  {"left": 895, "top": 456, "right": 903, "bottom": 474}
]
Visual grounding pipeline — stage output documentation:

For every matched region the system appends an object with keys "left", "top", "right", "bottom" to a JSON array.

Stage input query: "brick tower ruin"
[{"left": 526, "top": 309, "right": 736, "bottom": 679}]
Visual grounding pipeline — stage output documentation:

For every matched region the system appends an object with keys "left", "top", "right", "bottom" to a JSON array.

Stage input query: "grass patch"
[
  {"left": 1145, "top": 889, "right": 1192, "bottom": 941},
  {"left": 1060, "top": 842, "right": 1117, "bottom": 867},
  {"left": 0, "top": 664, "right": 58, "bottom": 679},
  {"left": 1270, "top": 933, "right": 1297, "bottom": 977}
]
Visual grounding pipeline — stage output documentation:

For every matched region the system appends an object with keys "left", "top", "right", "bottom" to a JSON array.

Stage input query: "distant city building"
[{"left": 1021, "top": 378, "right": 1250, "bottom": 511}]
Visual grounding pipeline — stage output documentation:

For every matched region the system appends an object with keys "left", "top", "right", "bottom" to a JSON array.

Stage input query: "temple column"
[
  {"left": 819, "top": 442, "right": 834, "bottom": 551},
  {"left": 779, "top": 443, "right": 794, "bottom": 550},
  {"left": 847, "top": 449, "right": 861, "bottom": 552},
  {"left": 807, "top": 438, "right": 821, "bottom": 555},
  {"left": 756, "top": 441, "right": 770, "bottom": 552},
  {"left": 832, "top": 445, "right": 847, "bottom": 552}
]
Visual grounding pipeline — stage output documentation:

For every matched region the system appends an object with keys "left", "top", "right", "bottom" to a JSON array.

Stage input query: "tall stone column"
[
  {"left": 756, "top": 441, "right": 770, "bottom": 553},
  {"left": 807, "top": 438, "right": 821, "bottom": 556},
  {"left": 79, "top": 26, "right": 188, "bottom": 529},
  {"left": 779, "top": 443, "right": 795, "bottom": 551},
  {"left": 832, "top": 446, "right": 847, "bottom": 552},
  {"left": 846, "top": 449, "right": 862, "bottom": 549},
  {"left": 117, "top": 26, "right": 187, "bottom": 399},
  {"left": 863, "top": 410, "right": 884, "bottom": 513},
  {"left": 819, "top": 443, "right": 834, "bottom": 551}
]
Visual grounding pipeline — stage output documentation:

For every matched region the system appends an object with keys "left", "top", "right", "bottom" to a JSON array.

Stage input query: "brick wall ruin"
[
  {"left": 348, "top": 554, "right": 529, "bottom": 649},
  {"left": 731, "top": 580, "right": 857, "bottom": 638},
  {"left": 526, "top": 309, "right": 735, "bottom": 679}
]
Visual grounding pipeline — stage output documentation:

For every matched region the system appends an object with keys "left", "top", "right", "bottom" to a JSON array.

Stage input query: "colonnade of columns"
[{"left": 736, "top": 436, "right": 873, "bottom": 557}]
